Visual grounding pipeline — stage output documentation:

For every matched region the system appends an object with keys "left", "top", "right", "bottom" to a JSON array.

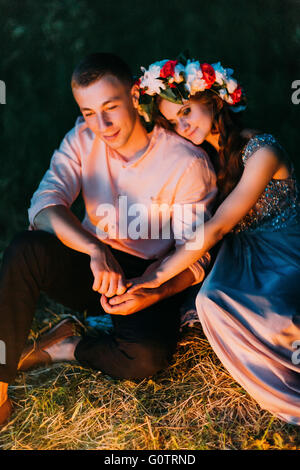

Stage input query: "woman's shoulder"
[{"left": 240, "top": 130, "right": 288, "bottom": 165}]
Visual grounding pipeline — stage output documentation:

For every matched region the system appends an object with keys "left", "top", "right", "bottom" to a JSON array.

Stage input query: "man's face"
[{"left": 72, "top": 74, "right": 138, "bottom": 153}]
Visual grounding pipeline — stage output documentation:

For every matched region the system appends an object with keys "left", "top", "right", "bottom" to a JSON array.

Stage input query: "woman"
[{"left": 129, "top": 57, "right": 300, "bottom": 424}]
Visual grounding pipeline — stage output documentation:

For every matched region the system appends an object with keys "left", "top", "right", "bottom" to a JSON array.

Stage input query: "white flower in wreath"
[
  {"left": 212, "top": 62, "right": 234, "bottom": 85},
  {"left": 185, "top": 60, "right": 201, "bottom": 79},
  {"left": 185, "top": 61, "right": 206, "bottom": 94},
  {"left": 218, "top": 88, "right": 228, "bottom": 100},
  {"left": 140, "top": 65, "right": 166, "bottom": 95},
  {"left": 226, "top": 78, "right": 238, "bottom": 94},
  {"left": 189, "top": 77, "right": 207, "bottom": 94}
]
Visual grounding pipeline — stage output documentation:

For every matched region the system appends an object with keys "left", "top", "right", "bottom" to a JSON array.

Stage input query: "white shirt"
[{"left": 28, "top": 118, "right": 217, "bottom": 284}]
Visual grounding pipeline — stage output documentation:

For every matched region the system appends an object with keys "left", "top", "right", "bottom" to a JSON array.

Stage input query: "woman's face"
[{"left": 158, "top": 98, "right": 214, "bottom": 145}]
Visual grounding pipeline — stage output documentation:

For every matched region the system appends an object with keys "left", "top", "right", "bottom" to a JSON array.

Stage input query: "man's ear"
[{"left": 131, "top": 83, "right": 140, "bottom": 109}]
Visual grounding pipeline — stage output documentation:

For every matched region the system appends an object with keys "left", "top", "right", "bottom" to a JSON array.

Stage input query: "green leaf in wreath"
[
  {"left": 176, "top": 82, "right": 189, "bottom": 100},
  {"left": 159, "top": 87, "right": 183, "bottom": 104},
  {"left": 139, "top": 93, "right": 153, "bottom": 105}
]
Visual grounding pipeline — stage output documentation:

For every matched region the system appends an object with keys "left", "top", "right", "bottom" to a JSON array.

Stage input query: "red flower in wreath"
[
  {"left": 160, "top": 60, "right": 178, "bottom": 78},
  {"left": 230, "top": 85, "right": 242, "bottom": 104},
  {"left": 201, "top": 63, "right": 216, "bottom": 88}
]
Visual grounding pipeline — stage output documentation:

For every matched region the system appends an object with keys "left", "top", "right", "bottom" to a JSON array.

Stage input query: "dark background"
[{"left": 0, "top": 0, "right": 299, "bottom": 248}]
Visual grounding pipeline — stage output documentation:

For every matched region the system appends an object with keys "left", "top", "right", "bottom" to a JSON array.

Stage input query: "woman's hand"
[
  {"left": 100, "top": 288, "right": 160, "bottom": 316},
  {"left": 126, "top": 258, "right": 166, "bottom": 294},
  {"left": 126, "top": 275, "right": 162, "bottom": 294}
]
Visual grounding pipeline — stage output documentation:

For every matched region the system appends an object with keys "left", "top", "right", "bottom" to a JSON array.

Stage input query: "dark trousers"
[{"left": 0, "top": 230, "right": 184, "bottom": 384}]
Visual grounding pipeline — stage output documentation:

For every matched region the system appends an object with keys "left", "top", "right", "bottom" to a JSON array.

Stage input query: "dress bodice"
[{"left": 234, "top": 134, "right": 300, "bottom": 233}]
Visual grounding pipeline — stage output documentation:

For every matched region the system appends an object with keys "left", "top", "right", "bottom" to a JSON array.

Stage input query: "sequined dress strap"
[
  {"left": 233, "top": 133, "right": 300, "bottom": 233},
  {"left": 241, "top": 133, "right": 288, "bottom": 166}
]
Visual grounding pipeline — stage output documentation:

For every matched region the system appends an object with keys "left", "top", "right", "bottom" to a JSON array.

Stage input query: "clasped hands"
[{"left": 89, "top": 244, "right": 164, "bottom": 316}]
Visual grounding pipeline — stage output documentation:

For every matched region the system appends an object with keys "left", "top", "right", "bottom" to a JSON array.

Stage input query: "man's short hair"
[{"left": 71, "top": 52, "right": 134, "bottom": 89}]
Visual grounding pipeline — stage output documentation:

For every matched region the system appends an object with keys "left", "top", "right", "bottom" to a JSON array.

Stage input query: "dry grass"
[{"left": 0, "top": 300, "right": 300, "bottom": 450}]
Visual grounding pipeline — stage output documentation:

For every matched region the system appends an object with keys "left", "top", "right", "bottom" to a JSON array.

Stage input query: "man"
[{"left": 0, "top": 53, "right": 217, "bottom": 426}]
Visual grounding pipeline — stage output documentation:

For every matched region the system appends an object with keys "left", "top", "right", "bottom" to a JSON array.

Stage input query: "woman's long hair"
[{"left": 155, "top": 91, "right": 253, "bottom": 206}]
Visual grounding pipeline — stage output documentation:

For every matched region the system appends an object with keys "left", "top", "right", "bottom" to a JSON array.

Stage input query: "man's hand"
[
  {"left": 89, "top": 244, "right": 130, "bottom": 297},
  {"left": 100, "top": 288, "right": 160, "bottom": 316},
  {"left": 34, "top": 206, "right": 130, "bottom": 298}
]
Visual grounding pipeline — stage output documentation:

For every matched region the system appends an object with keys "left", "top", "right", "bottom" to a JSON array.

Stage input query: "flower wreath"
[{"left": 136, "top": 56, "right": 247, "bottom": 124}]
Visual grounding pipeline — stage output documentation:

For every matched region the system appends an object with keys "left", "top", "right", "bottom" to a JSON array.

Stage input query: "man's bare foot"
[
  {"left": 45, "top": 336, "right": 81, "bottom": 362},
  {"left": 18, "top": 317, "right": 83, "bottom": 371}
]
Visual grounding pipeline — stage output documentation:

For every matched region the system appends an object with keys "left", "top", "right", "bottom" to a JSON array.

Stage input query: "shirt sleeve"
[
  {"left": 28, "top": 127, "right": 82, "bottom": 227},
  {"left": 172, "top": 153, "right": 217, "bottom": 285}
]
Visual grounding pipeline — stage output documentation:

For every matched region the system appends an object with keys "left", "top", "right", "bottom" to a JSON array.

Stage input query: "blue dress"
[{"left": 196, "top": 134, "right": 300, "bottom": 424}]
